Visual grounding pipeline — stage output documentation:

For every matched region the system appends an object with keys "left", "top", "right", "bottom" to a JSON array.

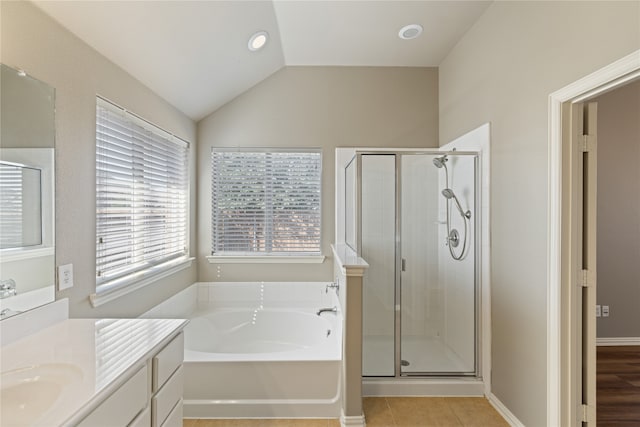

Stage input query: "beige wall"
[
  {"left": 198, "top": 66, "right": 438, "bottom": 282},
  {"left": 0, "top": 1, "right": 197, "bottom": 318},
  {"left": 595, "top": 79, "right": 640, "bottom": 338},
  {"left": 439, "top": 1, "right": 640, "bottom": 425}
]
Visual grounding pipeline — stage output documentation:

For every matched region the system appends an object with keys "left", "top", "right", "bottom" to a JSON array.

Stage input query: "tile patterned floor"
[{"left": 183, "top": 397, "right": 509, "bottom": 427}]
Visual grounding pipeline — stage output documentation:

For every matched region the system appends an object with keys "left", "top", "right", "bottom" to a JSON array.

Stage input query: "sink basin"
[{"left": 1, "top": 363, "right": 83, "bottom": 425}]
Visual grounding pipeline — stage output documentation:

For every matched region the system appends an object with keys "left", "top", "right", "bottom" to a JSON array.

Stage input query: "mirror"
[{"left": 0, "top": 64, "right": 55, "bottom": 319}]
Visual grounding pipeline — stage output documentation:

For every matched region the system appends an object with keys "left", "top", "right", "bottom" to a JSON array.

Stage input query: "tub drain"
[{"left": 401, "top": 360, "right": 410, "bottom": 366}]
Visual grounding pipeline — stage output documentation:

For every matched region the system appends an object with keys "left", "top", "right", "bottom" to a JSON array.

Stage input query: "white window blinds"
[
  {"left": 96, "top": 98, "right": 188, "bottom": 290},
  {"left": 211, "top": 149, "right": 321, "bottom": 256},
  {"left": 0, "top": 162, "right": 42, "bottom": 249}
]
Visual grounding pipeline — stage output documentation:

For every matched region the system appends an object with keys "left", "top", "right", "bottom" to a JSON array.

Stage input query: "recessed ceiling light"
[
  {"left": 398, "top": 24, "right": 423, "bottom": 40},
  {"left": 248, "top": 31, "right": 268, "bottom": 51}
]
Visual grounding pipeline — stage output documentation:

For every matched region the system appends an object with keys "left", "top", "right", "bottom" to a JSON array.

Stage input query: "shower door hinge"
[
  {"left": 581, "top": 135, "right": 596, "bottom": 153},
  {"left": 580, "top": 269, "right": 590, "bottom": 288}
]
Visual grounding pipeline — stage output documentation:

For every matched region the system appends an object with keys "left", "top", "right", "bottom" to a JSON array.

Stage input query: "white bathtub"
[{"left": 144, "top": 282, "right": 343, "bottom": 418}]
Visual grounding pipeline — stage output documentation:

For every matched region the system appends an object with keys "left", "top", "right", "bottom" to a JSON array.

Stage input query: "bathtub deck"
[{"left": 183, "top": 396, "right": 508, "bottom": 426}]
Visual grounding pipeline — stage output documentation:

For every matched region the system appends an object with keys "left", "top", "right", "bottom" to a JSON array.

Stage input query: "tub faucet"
[
  {"left": 0, "top": 279, "right": 16, "bottom": 299},
  {"left": 317, "top": 306, "right": 338, "bottom": 316}
]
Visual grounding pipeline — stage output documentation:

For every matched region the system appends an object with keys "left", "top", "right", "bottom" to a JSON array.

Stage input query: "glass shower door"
[{"left": 400, "top": 153, "right": 477, "bottom": 375}]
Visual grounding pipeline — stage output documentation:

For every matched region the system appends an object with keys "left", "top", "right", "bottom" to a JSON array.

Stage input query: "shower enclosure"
[{"left": 344, "top": 150, "right": 479, "bottom": 378}]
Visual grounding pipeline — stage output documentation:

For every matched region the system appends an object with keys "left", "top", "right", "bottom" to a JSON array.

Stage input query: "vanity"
[{"left": 0, "top": 303, "right": 187, "bottom": 427}]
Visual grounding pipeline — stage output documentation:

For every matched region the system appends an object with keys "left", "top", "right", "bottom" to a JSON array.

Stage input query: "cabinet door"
[
  {"left": 77, "top": 366, "right": 148, "bottom": 427},
  {"left": 161, "top": 399, "right": 183, "bottom": 427},
  {"left": 153, "top": 333, "right": 184, "bottom": 392},
  {"left": 152, "top": 366, "right": 183, "bottom": 427}
]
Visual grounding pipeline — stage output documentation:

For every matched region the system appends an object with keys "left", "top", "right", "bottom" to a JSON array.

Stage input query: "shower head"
[
  {"left": 441, "top": 188, "right": 472, "bottom": 219},
  {"left": 441, "top": 188, "right": 455, "bottom": 199},
  {"left": 432, "top": 155, "right": 448, "bottom": 169}
]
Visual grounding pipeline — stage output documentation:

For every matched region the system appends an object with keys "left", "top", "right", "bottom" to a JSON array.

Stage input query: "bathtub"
[{"left": 144, "top": 282, "right": 343, "bottom": 418}]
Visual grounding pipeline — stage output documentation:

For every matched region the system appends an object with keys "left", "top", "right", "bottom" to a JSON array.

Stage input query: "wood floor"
[
  {"left": 183, "top": 397, "right": 508, "bottom": 427},
  {"left": 597, "top": 345, "right": 640, "bottom": 426}
]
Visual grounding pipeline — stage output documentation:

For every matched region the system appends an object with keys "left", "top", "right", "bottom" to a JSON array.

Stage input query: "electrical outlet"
[
  {"left": 58, "top": 264, "right": 74, "bottom": 290},
  {"left": 596, "top": 305, "right": 601, "bottom": 317},
  {"left": 602, "top": 305, "right": 610, "bottom": 317}
]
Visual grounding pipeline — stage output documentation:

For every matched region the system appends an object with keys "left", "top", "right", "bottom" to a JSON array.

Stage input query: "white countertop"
[{"left": 0, "top": 317, "right": 188, "bottom": 427}]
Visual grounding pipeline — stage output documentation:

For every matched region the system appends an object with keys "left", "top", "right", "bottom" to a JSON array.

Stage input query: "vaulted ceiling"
[{"left": 34, "top": 1, "right": 491, "bottom": 121}]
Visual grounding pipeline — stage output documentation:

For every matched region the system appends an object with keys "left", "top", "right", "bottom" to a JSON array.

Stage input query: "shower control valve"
[
  {"left": 448, "top": 229, "right": 461, "bottom": 248},
  {"left": 326, "top": 282, "right": 339, "bottom": 294}
]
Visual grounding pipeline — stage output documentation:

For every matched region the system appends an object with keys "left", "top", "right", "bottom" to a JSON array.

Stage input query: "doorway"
[
  {"left": 591, "top": 79, "right": 640, "bottom": 424},
  {"left": 549, "top": 49, "right": 640, "bottom": 426}
]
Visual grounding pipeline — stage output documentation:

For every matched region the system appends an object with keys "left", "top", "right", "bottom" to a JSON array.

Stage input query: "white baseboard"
[
  {"left": 597, "top": 337, "right": 640, "bottom": 346},
  {"left": 487, "top": 393, "right": 525, "bottom": 427},
  {"left": 340, "top": 410, "right": 365, "bottom": 427}
]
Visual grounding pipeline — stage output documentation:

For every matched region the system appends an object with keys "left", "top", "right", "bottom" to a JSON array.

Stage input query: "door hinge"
[
  {"left": 581, "top": 403, "right": 595, "bottom": 423},
  {"left": 581, "top": 134, "right": 596, "bottom": 152},
  {"left": 580, "top": 269, "right": 590, "bottom": 288}
]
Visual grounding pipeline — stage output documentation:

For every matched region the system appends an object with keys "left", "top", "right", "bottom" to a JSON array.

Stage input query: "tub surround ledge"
[{"left": 331, "top": 244, "right": 368, "bottom": 277}]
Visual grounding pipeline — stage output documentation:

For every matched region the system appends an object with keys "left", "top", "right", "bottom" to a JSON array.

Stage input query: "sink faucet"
[
  {"left": 317, "top": 306, "right": 338, "bottom": 316},
  {"left": 0, "top": 279, "right": 17, "bottom": 299},
  {"left": 0, "top": 308, "right": 21, "bottom": 318}
]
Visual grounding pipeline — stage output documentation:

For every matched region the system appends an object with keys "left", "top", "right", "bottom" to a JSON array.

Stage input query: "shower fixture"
[
  {"left": 441, "top": 188, "right": 472, "bottom": 219},
  {"left": 434, "top": 155, "right": 472, "bottom": 261},
  {"left": 432, "top": 155, "right": 448, "bottom": 169}
]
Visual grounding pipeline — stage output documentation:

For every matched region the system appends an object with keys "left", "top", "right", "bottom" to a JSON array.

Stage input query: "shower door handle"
[{"left": 401, "top": 258, "right": 406, "bottom": 272}]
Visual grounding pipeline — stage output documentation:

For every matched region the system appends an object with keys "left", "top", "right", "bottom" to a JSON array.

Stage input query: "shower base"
[
  {"left": 362, "top": 335, "right": 484, "bottom": 396},
  {"left": 364, "top": 335, "right": 472, "bottom": 375}
]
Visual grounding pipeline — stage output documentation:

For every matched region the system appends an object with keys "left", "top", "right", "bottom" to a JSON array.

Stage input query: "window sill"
[
  {"left": 89, "top": 257, "right": 195, "bottom": 308},
  {"left": 0, "top": 246, "right": 54, "bottom": 263},
  {"left": 206, "top": 255, "right": 325, "bottom": 264}
]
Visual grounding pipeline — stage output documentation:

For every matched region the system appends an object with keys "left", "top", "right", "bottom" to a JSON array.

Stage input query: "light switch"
[{"left": 58, "top": 263, "right": 74, "bottom": 290}]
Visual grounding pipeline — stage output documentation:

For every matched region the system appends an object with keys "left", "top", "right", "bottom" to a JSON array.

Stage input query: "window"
[
  {"left": 211, "top": 149, "right": 321, "bottom": 258},
  {"left": 0, "top": 162, "right": 41, "bottom": 249},
  {"left": 95, "top": 97, "right": 189, "bottom": 295}
]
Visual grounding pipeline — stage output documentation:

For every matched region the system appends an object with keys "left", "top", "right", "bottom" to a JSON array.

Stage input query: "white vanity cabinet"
[
  {"left": 77, "top": 366, "right": 149, "bottom": 427},
  {"left": 151, "top": 332, "right": 184, "bottom": 427},
  {"left": 77, "top": 332, "right": 185, "bottom": 427},
  {"left": 1, "top": 316, "right": 188, "bottom": 427}
]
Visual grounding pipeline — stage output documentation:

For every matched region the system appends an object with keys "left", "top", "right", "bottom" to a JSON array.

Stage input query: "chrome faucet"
[
  {"left": 317, "top": 306, "right": 338, "bottom": 316},
  {"left": 325, "top": 282, "right": 339, "bottom": 294},
  {"left": 0, "top": 279, "right": 17, "bottom": 299}
]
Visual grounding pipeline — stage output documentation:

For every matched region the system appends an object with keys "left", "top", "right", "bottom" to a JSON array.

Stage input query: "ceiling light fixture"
[
  {"left": 248, "top": 31, "right": 268, "bottom": 51},
  {"left": 398, "top": 24, "right": 423, "bottom": 40}
]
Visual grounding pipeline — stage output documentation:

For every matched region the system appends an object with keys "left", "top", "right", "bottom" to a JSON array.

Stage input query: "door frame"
[{"left": 548, "top": 49, "right": 640, "bottom": 426}]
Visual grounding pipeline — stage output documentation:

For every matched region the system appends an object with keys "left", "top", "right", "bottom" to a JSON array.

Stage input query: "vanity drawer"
[
  {"left": 152, "top": 332, "right": 183, "bottom": 392},
  {"left": 161, "top": 399, "right": 183, "bottom": 427},
  {"left": 78, "top": 366, "right": 148, "bottom": 427},
  {"left": 152, "top": 365, "right": 183, "bottom": 427}
]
